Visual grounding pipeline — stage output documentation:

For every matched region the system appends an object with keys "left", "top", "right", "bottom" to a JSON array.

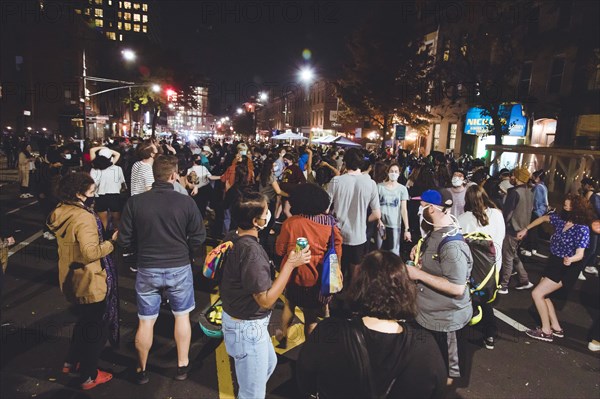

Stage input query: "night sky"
[{"left": 158, "top": 1, "right": 368, "bottom": 113}]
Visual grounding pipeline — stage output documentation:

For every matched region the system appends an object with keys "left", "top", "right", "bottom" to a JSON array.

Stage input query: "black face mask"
[
  {"left": 83, "top": 196, "right": 95, "bottom": 208},
  {"left": 195, "top": 160, "right": 202, "bottom": 165},
  {"left": 561, "top": 209, "right": 571, "bottom": 221}
]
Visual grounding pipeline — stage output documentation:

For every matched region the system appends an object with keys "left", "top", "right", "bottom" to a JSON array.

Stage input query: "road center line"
[
  {"left": 8, "top": 230, "right": 44, "bottom": 258},
  {"left": 494, "top": 308, "right": 528, "bottom": 332},
  {"left": 6, "top": 200, "right": 38, "bottom": 215}
]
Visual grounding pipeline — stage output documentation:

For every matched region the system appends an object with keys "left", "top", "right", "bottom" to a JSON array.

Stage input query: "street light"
[
  {"left": 236, "top": 108, "right": 243, "bottom": 115},
  {"left": 121, "top": 49, "right": 136, "bottom": 62},
  {"left": 299, "top": 66, "right": 314, "bottom": 84},
  {"left": 259, "top": 91, "right": 268, "bottom": 102},
  {"left": 152, "top": 84, "right": 161, "bottom": 93}
]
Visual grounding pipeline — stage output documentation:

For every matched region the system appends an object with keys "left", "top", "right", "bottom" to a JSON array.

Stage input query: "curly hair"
[
  {"left": 349, "top": 250, "right": 417, "bottom": 320},
  {"left": 57, "top": 172, "right": 95, "bottom": 202},
  {"left": 563, "top": 194, "right": 594, "bottom": 226}
]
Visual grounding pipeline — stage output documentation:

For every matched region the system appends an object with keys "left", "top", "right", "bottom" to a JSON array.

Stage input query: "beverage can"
[
  {"left": 296, "top": 237, "right": 309, "bottom": 252},
  {"left": 406, "top": 260, "right": 416, "bottom": 267}
]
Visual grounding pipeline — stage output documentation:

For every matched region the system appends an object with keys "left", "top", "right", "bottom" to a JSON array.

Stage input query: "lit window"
[
  {"left": 142, "top": 25, "right": 147, "bottom": 33},
  {"left": 95, "top": 0, "right": 102, "bottom": 4},
  {"left": 124, "top": 1, "right": 131, "bottom": 9},
  {"left": 142, "top": 14, "right": 147, "bottom": 23},
  {"left": 118, "top": 11, "right": 121, "bottom": 17},
  {"left": 124, "top": 22, "right": 131, "bottom": 30},
  {"left": 443, "top": 39, "right": 451, "bottom": 62},
  {"left": 133, "top": 24, "right": 140, "bottom": 32},
  {"left": 85, "top": 8, "right": 90, "bottom": 15},
  {"left": 108, "top": 0, "right": 112, "bottom": 5},
  {"left": 106, "top": 31, "right": 116, "bottom": 40},
  {"left": 133, "top": 13, "right": 140, "bottom": 21},
  {"left": 95, "top": 18, "right": 103, "bottom": 27},
  {"left": 124, "top": 12, "right": 131, "bottom": 20},
  {"left": 447, "top": 123, "right": 457, "bottom": 150},
  {"left": 94, "top": 8, "right": 103, "bottom": 17},
  {"left": 142, "top": 3, "right": 147, "bottom": 11},
  {"left": 119, "top": 34, "right": 123, "bottom": 41},
  {"left": 432, "top": 124, "right": 441, "bottom": 150},
  {"left": 119, "top": 1, "right": 122, "bottom": 8},
  {"left": 117, "top": 21, "right": 122, "bottom": 29},
  {"left": 133, "top": 2, "right": 140, "bottom": 9}
]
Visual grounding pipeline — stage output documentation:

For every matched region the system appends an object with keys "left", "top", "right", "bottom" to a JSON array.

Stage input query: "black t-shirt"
[
  {"left": 297, "top": 318, "right": 446, "bottom": 399},
  {"left": 220, "top": 235, "right": 273, "bottom": 320}
]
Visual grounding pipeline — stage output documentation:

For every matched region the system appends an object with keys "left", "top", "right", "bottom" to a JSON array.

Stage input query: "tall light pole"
[
  {"left": 298, "top": 66, "right": 315, "bottom": 140},
  {"left": 122, "top": 49, "right": 136, "bottom": 136}
]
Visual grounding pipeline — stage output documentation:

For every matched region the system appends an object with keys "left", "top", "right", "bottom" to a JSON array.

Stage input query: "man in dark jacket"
[{"left": 118, "top": 155, "right": 206, "bottom": 384}]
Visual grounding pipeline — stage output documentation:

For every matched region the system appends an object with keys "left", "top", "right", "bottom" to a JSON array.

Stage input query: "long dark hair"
[
  {"left": 92, "top": 155, "right": 113, "bottom": 171},
  {"left": 260, "top": 159, "right": 274, "bottom": 188},
  {"left": 464, "top": 185, "right": 498, "bottom": 226}
]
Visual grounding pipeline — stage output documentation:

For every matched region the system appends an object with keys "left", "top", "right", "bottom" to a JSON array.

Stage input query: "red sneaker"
[{"left": 81, "top": 370, "right": 113, "bottom": 390}]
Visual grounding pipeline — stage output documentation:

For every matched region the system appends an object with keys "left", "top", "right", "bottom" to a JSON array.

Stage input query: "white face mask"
[
  {"left": 63, "top": 153, "right": 72, "bottom": 160},
  {"left": 452, "top": 177, "right": 464, "bottom": 187},
  {"left": 240, "top": 150, "right": 247, "bottom": 156},
  {"left": 388, "top": 172, "right": 400, "bottom": 182},
  {"left": 256, "top": 209, "right": 271, "bottom": 230}
]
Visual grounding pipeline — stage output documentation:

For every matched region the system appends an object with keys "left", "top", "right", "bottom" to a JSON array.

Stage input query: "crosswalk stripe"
[{"left": 8, "top": 230, "right": 43, "bottom": 257}]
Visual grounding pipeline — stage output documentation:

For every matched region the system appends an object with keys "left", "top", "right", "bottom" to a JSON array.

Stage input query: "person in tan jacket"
[{"left": 47, "top": 172, "right": 119, "bottom": 390}]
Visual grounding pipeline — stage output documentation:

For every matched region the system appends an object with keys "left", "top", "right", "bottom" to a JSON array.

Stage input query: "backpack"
[
  {"left": 414, "top": 231, "right": 499, "bottom": 325},
  {"left": 202, "top": 241, "right": 234, "bottom": 281}
]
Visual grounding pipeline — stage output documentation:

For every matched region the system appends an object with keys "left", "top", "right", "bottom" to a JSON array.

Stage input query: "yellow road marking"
[{"left": 211, "top": 291, "right": 235, "bottom": 399}]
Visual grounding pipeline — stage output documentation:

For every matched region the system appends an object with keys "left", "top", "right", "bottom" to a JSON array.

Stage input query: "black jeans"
[{"left": 66, "top": 301, "right": 108, "bottom": 381}]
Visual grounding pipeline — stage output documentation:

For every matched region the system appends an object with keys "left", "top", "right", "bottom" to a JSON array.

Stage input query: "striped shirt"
[{"left": 130, "top": 161, "right": 154, "bottom": 196}]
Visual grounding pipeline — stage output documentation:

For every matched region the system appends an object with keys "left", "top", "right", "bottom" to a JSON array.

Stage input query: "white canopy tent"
[
  {"left": 313, "top": 135, "right": 362, "bottom": 147},
  {"left": 270, "top": 131, "right": 308, "bottom": 141}
]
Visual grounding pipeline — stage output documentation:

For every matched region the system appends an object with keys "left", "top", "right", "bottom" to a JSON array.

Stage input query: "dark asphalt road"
[{"left": 1, "top": 178, "right": 599, "bottom": 399}]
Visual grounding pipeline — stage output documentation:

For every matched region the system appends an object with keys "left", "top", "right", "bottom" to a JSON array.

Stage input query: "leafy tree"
[
  {"left": 434, "top": 1, "right": 534, "bottom": 145},
  {"left": 335, "top": 5, "right": 434, "bottom": 148}
]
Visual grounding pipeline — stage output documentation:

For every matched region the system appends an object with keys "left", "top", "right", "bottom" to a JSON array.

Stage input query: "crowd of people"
[{"left": 1, "top": 132, "right": 599, "bottom": 397}]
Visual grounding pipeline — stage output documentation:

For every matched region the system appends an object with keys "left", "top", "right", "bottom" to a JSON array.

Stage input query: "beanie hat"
[{"left": 514, "top": 166, "right": 531, "bottom": 183}]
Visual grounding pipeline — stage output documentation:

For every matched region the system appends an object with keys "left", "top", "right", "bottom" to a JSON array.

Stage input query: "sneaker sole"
[
  {"left": 515, "top": 285, "right": 534, "bottom": 290},
  {"left": 526, "top": 331, "right": 553, "bottom": 342}
]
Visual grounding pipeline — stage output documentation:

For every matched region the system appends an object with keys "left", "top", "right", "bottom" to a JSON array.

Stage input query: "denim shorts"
[{"left": 135, "top": 265, "right": 195, "bottom": 319}]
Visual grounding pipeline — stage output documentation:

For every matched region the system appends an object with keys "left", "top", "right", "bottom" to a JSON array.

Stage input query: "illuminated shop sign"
[{"left": 464, "top": 104, "right": 527, "bottom": 137}]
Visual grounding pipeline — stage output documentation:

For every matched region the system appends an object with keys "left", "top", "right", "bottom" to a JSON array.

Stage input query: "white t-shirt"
[
  {"left": 91, "top": 165, "right": 125, "bottom": 196},
  {"left": 458, "top": 208, "right": 506, "bottom": 265},
  {"left": 131, "top": 160, "right": 154, "bottom": 196},
  {"left": 187, "top": 164, "right": 212, "bottom": 188}
]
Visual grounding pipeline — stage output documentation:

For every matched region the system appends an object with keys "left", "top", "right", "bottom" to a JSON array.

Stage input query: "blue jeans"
[
  {"left": 135, "top": 265, "right": 195, "bottom": 319},
  {"left": 222, "top": 311, "right": 277, "bottom": 399}
]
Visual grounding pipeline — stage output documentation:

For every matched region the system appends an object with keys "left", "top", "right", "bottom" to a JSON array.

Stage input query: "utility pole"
[{"left": 82, "top": 49, "right": 87, "bottom": 140}]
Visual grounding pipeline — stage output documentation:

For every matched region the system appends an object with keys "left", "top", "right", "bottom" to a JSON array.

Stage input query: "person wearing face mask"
[
  {"left": 376, "top": 163, "right": 411, "bottom": 255},
  {"left": 47, "top": 172, "right": 119, "bottom": 390},
  {"left": 516, "top": 194, "right": 591, "bottom": 342},
  {"left": 275, "top": 183, "right": 343, "bottom": 346},
  {"left": 187, "top": 153, "right": 221, "bottom": 217},
  {"left": 498, "top": 166, "right": 535, "bottom": 295},
  {"left": 117, "top": 155, "right": 206, "bottom": 384},
  {"left": 442, "top": 169, "right": 471, "bottom": 218},
  {"left": 407, "top": 189, "right": 473, "bottom": 385},
  {"left": 273, "top": 146, "right": 286, "bottom": 180},
  {"left": 220, "top": 192, "right": 311, "bottom": 399}
]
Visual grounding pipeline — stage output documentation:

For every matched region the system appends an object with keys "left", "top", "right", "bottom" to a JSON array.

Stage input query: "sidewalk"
[{"left": 0, "top": 156, "right": 19, "bottom": 183}]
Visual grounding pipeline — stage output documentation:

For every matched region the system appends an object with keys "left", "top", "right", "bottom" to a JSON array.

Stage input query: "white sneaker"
[
  {"left": 584, "top": 266, "right": 599, "bottom": 276},
  {"left": 589, "top": 340, "right": 600, "bottom": 352},
  {"left": 515, "top": 282, "right": 534, "bottom": 290},
  {"left": 532, "top": 250, "right": 548, "bottom": 259},
  {"left": 19, "top": 194, "right": 28, "bottom": 199},
  {"left": 521, "top": 250, "right": 532, "bottom": 257},
  {"left": 578, "top": 272, "right": 587, "bottom": 281},
  {"left": 44, "top": 232, "right": 56, "bottom": 241}
]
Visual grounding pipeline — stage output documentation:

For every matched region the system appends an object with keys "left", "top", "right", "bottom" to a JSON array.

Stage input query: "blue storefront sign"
[
  {"left": 464, "top": 104, "right": 527, "bottom": 137},
  {"left": 395, "top": 125, "right": 406, "bottom": 140}
]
